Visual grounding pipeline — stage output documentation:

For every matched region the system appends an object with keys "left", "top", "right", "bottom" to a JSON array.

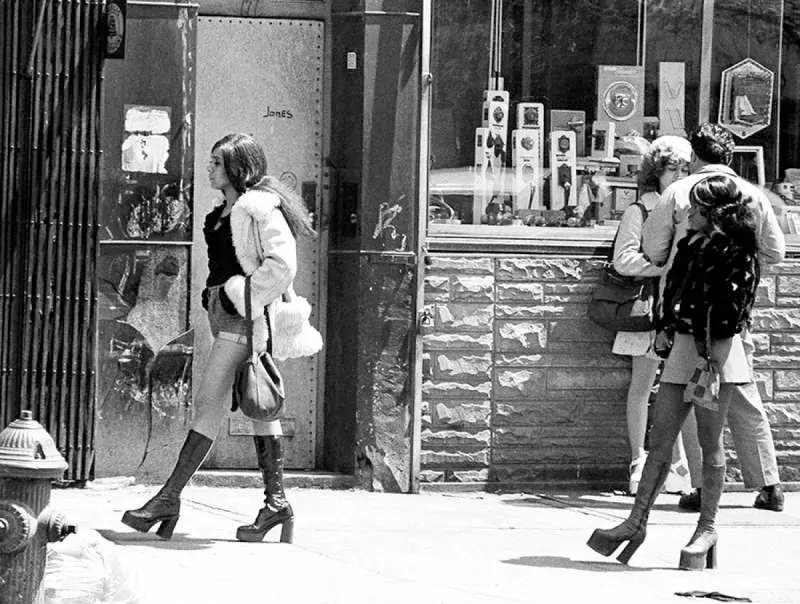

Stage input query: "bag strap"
[
  {"left": 244, "top": 277, "right": 254, "bottom": 357},
  {"left": 704, "top": 305, "right": 713, "bottom": 361},
  {"left": 244, "top": 276, "right": 274, "bottom": 356}
]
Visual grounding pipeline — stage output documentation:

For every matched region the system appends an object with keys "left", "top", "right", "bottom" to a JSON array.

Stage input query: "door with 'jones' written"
[{"left": 193, "top": 18, "right": 324, "bottom": 469}]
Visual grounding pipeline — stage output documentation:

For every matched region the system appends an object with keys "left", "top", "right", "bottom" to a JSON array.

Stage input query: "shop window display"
[{"left": 427, "top": 0, "right": 800, "bottom": 242}]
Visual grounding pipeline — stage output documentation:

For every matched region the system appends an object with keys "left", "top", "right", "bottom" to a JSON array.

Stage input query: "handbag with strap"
[
  {"left": 232, "top": 277, "right": 286, "bottom": 422},
  {"left": 587, "top": 202, "right": 655, "bottom": 332},
  {"left": 683, "top": 308, "right": 721, "bottom": 412}
]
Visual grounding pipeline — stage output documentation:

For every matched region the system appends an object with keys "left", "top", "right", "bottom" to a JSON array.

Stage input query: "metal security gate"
[{"left": 0, "top": 0, "right": 103, "bottom": 481}]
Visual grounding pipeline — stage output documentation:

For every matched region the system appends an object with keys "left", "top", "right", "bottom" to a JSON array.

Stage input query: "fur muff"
[{"left": 272, "top": 294, "right": 323, "bottom": 360}]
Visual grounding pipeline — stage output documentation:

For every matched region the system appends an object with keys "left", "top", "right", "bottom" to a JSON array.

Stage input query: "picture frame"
[{"left": 731, "top": 145, "right": 766, "bottom": 187}]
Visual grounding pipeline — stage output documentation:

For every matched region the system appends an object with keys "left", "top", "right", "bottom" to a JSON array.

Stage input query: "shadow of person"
[
  {"left": 97, "top": 529, "right": 216, "bottom": 551},
  {"left": 500, "top": 493, "right": 684, "bottom": 515},
  {"left": 501, "top": 555, "right": 666, "bottom": 572}
]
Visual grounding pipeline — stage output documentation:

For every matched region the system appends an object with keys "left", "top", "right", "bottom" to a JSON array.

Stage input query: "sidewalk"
[{"left": 49, "top": 485, "right": 799, "bottom": 604}]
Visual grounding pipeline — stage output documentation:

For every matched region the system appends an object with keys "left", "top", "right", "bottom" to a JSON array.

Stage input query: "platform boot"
[
  {"left": 236, "top": 435, "right": 294, "bottom": 543},
  {"left": 679, "top": 463, "right": 724, "bottom": 570},
  {"left": 587, "top": 459, "right": 670, "bottom": 564},
  {"left": 121, "top": 430, "right": 213, "bottom": 539}
]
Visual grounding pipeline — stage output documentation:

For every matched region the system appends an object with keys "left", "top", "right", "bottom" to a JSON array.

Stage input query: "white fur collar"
[
  {"left": 227, "top": 189, "right": 282, "bottom": 272},
  {"left": 211, "top": 190, "right": 281, "bottom": 218},
  {"left": 231, "top": 189, "right": 281, "bottom": 221}
]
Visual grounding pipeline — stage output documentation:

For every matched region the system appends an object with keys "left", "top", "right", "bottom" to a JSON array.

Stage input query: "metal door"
[{"left": 193, "top": 17, "right": 324, "bottom": 469}]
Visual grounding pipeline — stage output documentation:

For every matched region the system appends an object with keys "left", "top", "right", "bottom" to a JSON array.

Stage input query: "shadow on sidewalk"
[
  {"left": 501, "top": 555, "right": 669, "bottom": 572},
  {"left": 98, "top": 529, "right": 216, "bottom": 550},
  {"left": 501, "top": 494, "right": 687, "bottom": 513}
]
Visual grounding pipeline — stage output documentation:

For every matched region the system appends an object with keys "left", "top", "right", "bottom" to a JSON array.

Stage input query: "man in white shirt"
[{"left": 643, "top": 123, "right": 785, "bottom": 512}]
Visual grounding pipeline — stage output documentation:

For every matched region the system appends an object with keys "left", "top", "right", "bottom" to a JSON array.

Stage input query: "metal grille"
[{"left": 0, "top": 0, "right": 103, "bottom": 481}]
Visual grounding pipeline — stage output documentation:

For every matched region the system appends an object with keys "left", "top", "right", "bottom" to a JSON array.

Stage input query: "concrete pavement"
[{"left": 47, "top": 484, "right": 800, "bottom": 604}]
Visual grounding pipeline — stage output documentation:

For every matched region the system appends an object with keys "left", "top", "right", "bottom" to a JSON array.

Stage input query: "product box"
[
  {"left": 550, "top": 110, "right": 586, "bottom": 157},
  {"left": 618, "top": 154, "right": 644, "bottom": 178},
  {"left": 517, "top": 102, "right": 544, "bottom": 130},
  {"left": 512, "top": 129, "right": 542, "bottom": 210},
  {"left": 591, "top": 120, "right": 616, "bottom": 159},
  {"left": 642, "top": 116, "right": 660, "bottom": 141},
  {"left": 549, "top": 130, "right": 577, "bottom": 210},
  {"left": 474, "top": 127, "right": 506, "bottom": 222},
  {"left": 517, "top": 102, "right": 544, "bottom": 170},
  {"left": 659, "top": 62, "right": 687, "bottom": 136},
  {"left": 482, "top": 90, "right": 510, "bottom": 166},
  {"left": 597, "top": 65, "right": 645, "bottom": 136}
]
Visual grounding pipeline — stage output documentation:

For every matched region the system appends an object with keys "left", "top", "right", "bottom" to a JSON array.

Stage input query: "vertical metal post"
[
  {"left": 698, "top": 0, "right": 715, "bottom": 124},
  {"left": 409, "top": 0, "right": 432, "bottom": 494}
]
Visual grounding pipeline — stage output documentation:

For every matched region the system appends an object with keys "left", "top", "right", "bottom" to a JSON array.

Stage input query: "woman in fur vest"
[
  {"left": 122, "top": 133, "right": 315, "bottom": 542},
  {"left": 588, "top": 174, "right": 761, "bottom": 570}
]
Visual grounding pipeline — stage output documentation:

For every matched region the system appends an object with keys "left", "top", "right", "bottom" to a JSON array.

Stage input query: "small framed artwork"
[{"left": 731, "top": 145, "right": 765, "bottom": 187}]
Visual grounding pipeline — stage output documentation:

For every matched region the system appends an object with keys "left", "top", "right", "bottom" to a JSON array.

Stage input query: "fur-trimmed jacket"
[
  {"left": 214, "top": 189, "right": 297, "bottom": 320},
  {"left": 657, "top": 230, "right": 760, "bottom": 342}
]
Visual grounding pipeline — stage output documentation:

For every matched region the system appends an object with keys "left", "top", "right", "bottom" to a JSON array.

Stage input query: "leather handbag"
[
  {"left": 587, "top": 203, "right": 654, "bottom": 332},
  {"left": 232, "top": 277, "right": 286, "bottom": 422},
  {"left": 588, "top": 267, "right": 654, "bottom": 332}
]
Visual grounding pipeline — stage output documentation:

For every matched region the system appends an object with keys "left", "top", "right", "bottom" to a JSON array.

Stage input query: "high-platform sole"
[
  {"left": 236, "top": 516, "right": 294, "bottom": 543},
  {"left": 587, "top": 529, "right": 644, "bottom": 564},
  {"left": 679, "top": 542, "right": 717, "bottom": 570},
  {"left": 121, "top": 511, "right": 179, "bottom": 540}
]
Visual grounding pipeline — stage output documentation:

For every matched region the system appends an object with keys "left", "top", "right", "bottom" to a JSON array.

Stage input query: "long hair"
[
  {"left": 212, "top": 133, "right": 316, "bottom": 239},
  {"left": 251, "top": 175, "right": 316, "bottom": 239},
  {"left": 636, "top": 135, "right": 691, "bottom": 194},
  {"left": 690, "top": 174, "right": 758, "bottom": 255},
  {"left": 212, "top": 133, "right": 268, "bottom": 193}
]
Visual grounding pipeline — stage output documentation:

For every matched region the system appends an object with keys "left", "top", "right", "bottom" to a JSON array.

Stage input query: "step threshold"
[{"left": 192, "top": 469, "right": 358, "bottom": 490}]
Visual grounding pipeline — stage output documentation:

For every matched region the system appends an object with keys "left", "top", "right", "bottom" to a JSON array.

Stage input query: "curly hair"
[
  {"left": 212, "top": 133, "right": 316, "bottom": 239},
  {"left": 690, "top": 174, "right": 758, "bottom": 254},
  {"left": 689, "top": 123, "right": 735, "bottom": 165},
  {"left": 636, "top": 135, "right": 692, "bottom": 193}
]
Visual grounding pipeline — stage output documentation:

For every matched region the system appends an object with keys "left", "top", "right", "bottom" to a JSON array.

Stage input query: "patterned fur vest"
[{"left": 658, "top": 230, "right": 760, "bottom": 342}]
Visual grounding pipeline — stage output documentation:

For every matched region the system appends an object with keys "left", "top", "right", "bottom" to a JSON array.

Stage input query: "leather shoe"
[
  {"left": 754, "top": 485, "right": 784, "bottom": 512},
  {"left": 678, "top": 488, "right": 702, "bottom": 512}
]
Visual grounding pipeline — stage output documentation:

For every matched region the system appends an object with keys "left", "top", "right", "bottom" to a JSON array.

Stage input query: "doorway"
[{"left": 193, "top": 17, "right": 325, "bottom": 470}]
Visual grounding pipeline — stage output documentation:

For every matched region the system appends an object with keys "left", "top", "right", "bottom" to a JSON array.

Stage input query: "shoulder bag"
[
  {"left": 683, "top": 308, "right": 720, "bottom": 412},
  {"left": 587, "top": 202, "right": 655, "bottom": 332},
  {"left": 232, "top": 277, "right": 286, "bottom": 422}
]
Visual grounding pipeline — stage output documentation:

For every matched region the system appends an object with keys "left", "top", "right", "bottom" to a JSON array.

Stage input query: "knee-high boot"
[
  {"left": 587, "top": 459, "right": 671, "bottom": 564},
  {"left": 236, "top": 435, "right": 294, "bottom": 543},
  {"left": 121, "top": 430, "right": 213, "bottom": 539},
  {"left": 679, "top": 463, "right": 724, "bottom": 570}
]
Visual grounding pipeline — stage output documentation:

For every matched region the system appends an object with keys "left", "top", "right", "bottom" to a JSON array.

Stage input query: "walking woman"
[
  {"left": 612, "top": 135, "right": 691, "bottom": 495},
  {"left": 122, "top": 133, "right": 315, "bottom": 542},
  {"left": 588, "top": 174, "right": 761, "bottom": 570}
]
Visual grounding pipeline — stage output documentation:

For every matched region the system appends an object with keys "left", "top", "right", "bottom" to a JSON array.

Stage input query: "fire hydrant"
[{"left": 0, "top": 410, "right": 76, "bottom": 604}]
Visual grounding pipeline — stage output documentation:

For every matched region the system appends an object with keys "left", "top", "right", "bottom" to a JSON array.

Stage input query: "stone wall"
[{"left": 420, "top": 253, "right": 800, "bottom": 488}]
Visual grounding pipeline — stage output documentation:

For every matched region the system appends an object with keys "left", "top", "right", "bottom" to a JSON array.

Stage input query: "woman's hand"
[
  {"left": 694, "top": 337, "right": 709, "bottom": 359},
  {"left": 653, "top": 330, "right": 673, "bottom": 359}
]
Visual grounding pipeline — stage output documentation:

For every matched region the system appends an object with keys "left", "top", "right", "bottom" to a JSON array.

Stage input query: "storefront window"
[{"left": 427, "top": 0, "right": 800, "bottom": 243}]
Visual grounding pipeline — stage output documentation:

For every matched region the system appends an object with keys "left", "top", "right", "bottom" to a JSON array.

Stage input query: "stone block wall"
[{"left": 420, "top": 253, "right": 800, "bottom": 487}]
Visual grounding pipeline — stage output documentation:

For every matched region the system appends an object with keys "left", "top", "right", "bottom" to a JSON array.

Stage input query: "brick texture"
[{"left": 421, "top": 254, "right": 800, "bottom": 487}]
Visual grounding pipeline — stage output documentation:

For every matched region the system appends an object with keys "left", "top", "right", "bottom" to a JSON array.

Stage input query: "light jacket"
[
  {"left": 643, "top": 164, "right": 785, "bottom": 315},
  {"left": 612, "top": 191, "right": 665, "bottom": 278},
  {"left": 643, "top": 164, "right": 785, "bottom": 271},
  {"left": 218, "top": 189, "right": 297, "bottom": 322}
]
